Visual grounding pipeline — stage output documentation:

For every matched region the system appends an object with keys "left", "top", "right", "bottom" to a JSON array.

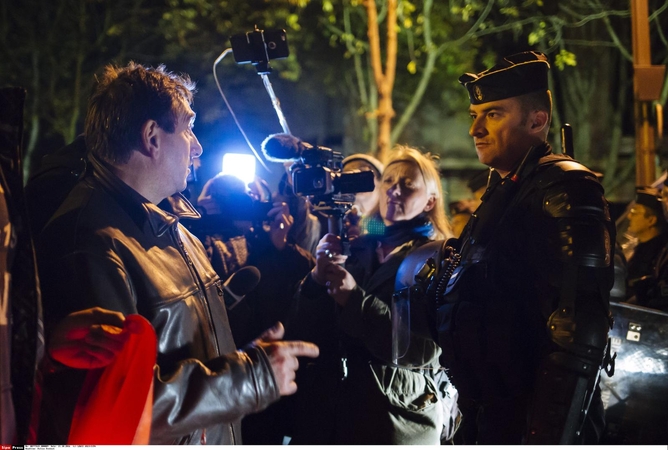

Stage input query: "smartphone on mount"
[{"left": 230, "top": 28, "right": 289, "bottom": 65}]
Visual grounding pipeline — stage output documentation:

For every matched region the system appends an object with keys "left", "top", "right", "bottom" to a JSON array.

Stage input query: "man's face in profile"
[{"left": 627, "top": 204, "right": 655, "bottom": 236}]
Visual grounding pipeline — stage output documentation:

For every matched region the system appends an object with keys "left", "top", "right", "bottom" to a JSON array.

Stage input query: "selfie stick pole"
[{"left": 261, "top": 74, "right": 292, "bottom": 135}]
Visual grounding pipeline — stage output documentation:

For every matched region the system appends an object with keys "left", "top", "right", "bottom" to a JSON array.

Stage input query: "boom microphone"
[
  {"left": 261, "top": 133, "right": 304, "bottom": 162},
  {"left": 223, "top": 266, "right": 261, "bottom": 310},
  {"left": 261, "top": 133, "right": 337, "bottom": 166}
]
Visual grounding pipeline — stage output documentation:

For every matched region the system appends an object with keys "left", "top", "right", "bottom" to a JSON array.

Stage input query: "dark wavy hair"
[{"left": 84, "top": 62, "right": 196, "bottom": 165}]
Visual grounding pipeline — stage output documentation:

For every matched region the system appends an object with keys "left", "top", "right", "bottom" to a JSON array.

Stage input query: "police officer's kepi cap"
[
  {"left": 459, "top": 51, "right": 550, "bottom": 105},
  {"left": 635, "top": 186, "right": 666, "bottom": 221}
]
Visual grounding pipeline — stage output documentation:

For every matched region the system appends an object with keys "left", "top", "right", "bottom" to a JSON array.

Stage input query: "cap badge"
[{"left": 474, "top": 85, "right": 483, "bottom": 101}]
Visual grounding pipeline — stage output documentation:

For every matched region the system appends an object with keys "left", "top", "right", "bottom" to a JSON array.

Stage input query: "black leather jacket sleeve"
[
  {"left": 151, "top": 345, "right": 279, "bottom": 442},
  {"left": 39, "top": 234, "right": 280, "bottom": 444}
]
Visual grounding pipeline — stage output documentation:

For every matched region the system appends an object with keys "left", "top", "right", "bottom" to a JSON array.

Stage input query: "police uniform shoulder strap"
[{"left": 533, "top": 155, "right": 600, "bottom": 191}]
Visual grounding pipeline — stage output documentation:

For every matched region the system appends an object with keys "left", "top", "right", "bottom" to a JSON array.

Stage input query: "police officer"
[
  {"left": 435, "top": 51, "right": 615, "bottom": 444},
  {"left": 625, "top": 187, "right": 668, "bottom": 309}
]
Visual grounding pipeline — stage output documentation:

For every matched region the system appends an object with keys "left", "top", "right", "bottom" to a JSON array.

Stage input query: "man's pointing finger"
[{"left": 285, "top": 341, "right": 319, "bottom": 358}]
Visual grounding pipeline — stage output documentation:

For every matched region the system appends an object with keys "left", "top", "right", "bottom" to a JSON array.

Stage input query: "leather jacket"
[{"left": 35, "top": 158, "right": 280, "bottom": 444}]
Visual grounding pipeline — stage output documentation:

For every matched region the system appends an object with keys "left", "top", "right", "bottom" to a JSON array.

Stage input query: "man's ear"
[
  {"left": 529, "top": 110, "right": 549, "bottom": 135},
  {"left": 139, "top": 120, "right": 160, "bottom": 157}
]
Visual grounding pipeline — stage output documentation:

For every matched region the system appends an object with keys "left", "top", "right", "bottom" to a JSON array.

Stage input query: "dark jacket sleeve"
[
  {"left": 151, "top": 345, "right": 279, "bottom": 442},
  {"left": 524, "top": 168, "right": 614, "bottom": 444},
  {"left": 338, "top": 284, "right": 441, "bottom": 366},
  {"left": 293, "top": 241, "right": 440, "bottom": 367},
  {"left": 38, "top": 249, "right": 280, "bottom": 443}
]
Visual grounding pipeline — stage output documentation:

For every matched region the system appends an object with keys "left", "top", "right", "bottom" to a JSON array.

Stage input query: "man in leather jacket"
[
  {"left": 34, "top": 63, "right": 318, "bottom": 444},
  {"left": 436, "top": 51, "right": 614, "bottom": 444}
]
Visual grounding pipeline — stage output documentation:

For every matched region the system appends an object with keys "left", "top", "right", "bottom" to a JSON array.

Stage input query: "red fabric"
[{"left": 67, "top": 314, "right": 157, "bottom": 444}]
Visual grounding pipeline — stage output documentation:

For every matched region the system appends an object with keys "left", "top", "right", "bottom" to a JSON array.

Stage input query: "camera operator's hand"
[
  {"left": 312, "top": 233, "right": 347, "bottom": 285},
  {"left": 251, "top": 322, "right": 319, "bottom": 396},
  {"left": 324, "top": 264, "right": 357, "bottom": 306},
  {"left": 345, "top": 207, "right": 362, "bottom": 241},
  {"left": 268, "top": 201, "right": 294, "bottom": 251}
]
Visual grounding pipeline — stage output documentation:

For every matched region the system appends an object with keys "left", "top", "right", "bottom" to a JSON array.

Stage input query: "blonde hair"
[{"left": 384, "top": 145, "right": 452, "bottom": 240}]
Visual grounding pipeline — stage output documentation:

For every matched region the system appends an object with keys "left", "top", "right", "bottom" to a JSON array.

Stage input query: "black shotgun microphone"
[
  {"left": 223, "top": 266, "right": 261, "bottom": 310},
  {"left": 261, "top": 133, "right": 304, "bottom": 162}
]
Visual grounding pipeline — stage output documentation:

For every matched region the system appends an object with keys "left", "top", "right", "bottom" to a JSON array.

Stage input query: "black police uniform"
[
  {"left": 626, "top": 188, "right": 668, "bottom": 308},
  {"left": 435, "top": 52, "right": 615, "bottom": 444}
]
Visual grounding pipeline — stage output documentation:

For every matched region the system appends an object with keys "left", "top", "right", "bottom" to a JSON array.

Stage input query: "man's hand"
[
  {"left": 48, "top": 307, "right": 141, "bottom": 369},
  {"left": 253, "top": 322, "right": 319, "bottom": 396}
]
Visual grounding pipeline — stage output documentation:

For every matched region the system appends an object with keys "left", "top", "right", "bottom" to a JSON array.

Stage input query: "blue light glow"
[{"left": 222, "top": 153, "right": 256, "bottom": 187}]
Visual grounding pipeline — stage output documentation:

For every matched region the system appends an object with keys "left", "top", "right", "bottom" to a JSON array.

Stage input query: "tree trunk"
[{"left": 365, "top": 0, "right": 397, "bottom": 163}]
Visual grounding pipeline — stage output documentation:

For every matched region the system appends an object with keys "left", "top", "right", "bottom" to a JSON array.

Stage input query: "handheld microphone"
[{"left": 223, "top": 266, "right": 261, "bottom": 310}]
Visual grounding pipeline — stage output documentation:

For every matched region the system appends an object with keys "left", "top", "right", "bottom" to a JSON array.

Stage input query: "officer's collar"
[
  {"left": 90, "top": 153, "right": 201, "bottom": 237},
  {"left": 481, "top": 142, "right": 551, "bottom": 202},
  {"left": 499, "top": 142, "right": 551, "bottom": 181}
]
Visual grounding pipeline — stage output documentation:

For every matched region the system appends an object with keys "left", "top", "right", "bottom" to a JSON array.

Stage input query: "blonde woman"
[{"left": 288, "top": 146, "right": 452, "bottom": 444}]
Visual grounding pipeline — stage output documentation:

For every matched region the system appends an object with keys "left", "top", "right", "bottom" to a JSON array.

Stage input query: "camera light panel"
[{"left": 222, "top": 153, "right": 256, "bottom": 187}]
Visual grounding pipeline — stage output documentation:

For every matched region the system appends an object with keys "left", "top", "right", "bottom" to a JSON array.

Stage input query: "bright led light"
[{"left": 221, "top": 153, "right": 256, "bottom": 187}]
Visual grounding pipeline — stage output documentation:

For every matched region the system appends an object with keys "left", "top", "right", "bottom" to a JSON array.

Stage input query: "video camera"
[
  {"left": 261, "top": 133, "right": 375, "bottom": 200},
  {"left": 261, "top": 133, "right": 375, "bottom": 244}
]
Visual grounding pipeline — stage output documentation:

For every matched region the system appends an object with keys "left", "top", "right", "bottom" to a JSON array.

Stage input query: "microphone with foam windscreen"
[
  {"left": 261, "top": 133, "right": 337, "bottom": 167},
  {"left": 223, "top": 266, "right": 261, "bottom": 310},
  {"left": 261, "top": 133, "right": 304, "bottom": 162}
]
